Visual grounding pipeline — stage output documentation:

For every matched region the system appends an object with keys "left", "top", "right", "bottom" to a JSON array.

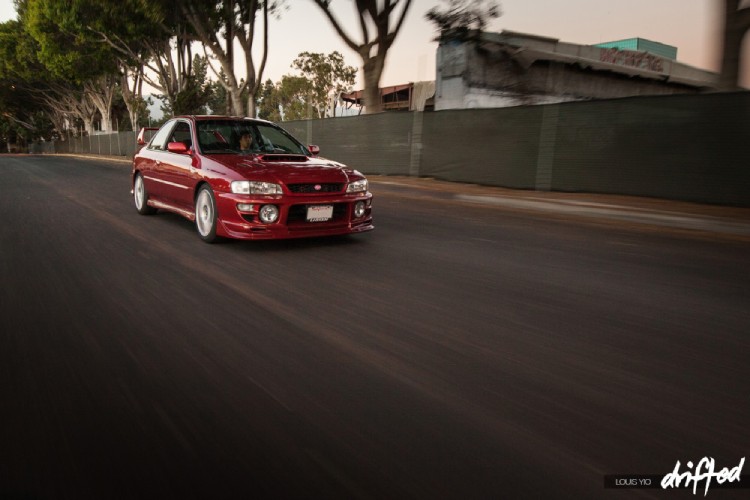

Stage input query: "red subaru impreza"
[{"left": 131, "top": 116, "right": 373, "bottom": 242}]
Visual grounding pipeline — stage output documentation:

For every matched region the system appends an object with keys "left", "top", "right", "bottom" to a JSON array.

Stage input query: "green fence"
[
  {"left": 33, "top": 91, "right": 750, "bottom": 206},
  {"left": 286, "top": 91, "right": 750, "bottom": 206},
  {"left": 30, "top": 131, "right": 140, "bottom": 158}
]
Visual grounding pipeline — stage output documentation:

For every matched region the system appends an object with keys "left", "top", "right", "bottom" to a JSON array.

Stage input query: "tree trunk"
[
  {"left": 721, "top": 0, "right": 742, "bottom": 89},
  {"left": 229, "top": 87, "right": 244, "bottom": 116},
  {"left": 83, "top": 117, "right": 94, "bottom": 136},
  {"left": 46, "top": 111, "right": 67, "bottom": 138},
  {"left": 362, "top": 55, "right": 385, "bottom": 114},
  {"left": 85, "top": 77, "right": 116, "bottom": 133},
  {"left": 720, "top": 0, "right": 750, "bottom": 89},
  {"left": 120, "top": 70, "right": 139, "bottom": 131}
]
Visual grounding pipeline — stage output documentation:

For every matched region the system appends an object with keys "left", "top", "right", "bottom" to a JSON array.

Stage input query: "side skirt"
[{"left": 147, "top": 199, "right": 196, "bottom": 221}]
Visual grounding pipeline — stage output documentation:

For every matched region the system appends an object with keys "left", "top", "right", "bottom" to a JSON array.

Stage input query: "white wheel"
[
  {"left": 195, "top": 185, "right": 218, "bottom": 242},
  {"left": 134, "top": 173, "right": 156, "bottom": 215}
]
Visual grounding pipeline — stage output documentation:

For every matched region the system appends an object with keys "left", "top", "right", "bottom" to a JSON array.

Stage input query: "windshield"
[{"left": 196, "top": 119, "right": 310, "bottom": 155}]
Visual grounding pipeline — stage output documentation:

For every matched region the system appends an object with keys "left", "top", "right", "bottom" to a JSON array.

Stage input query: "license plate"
[{"left": 306, "top": 205, "right": 333, "bottom": 222}]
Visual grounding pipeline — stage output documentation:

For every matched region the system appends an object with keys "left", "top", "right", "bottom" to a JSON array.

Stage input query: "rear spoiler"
[{"left": 136, "top": 127, "right": 160, "bottom": 146}]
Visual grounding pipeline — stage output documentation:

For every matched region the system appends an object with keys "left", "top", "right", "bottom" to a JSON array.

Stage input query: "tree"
[
  {"left": 157, "top": 55, "right": 213, "bottom": 116},
  {"left": 0, "top": 17, "right": 65, "bottom": 139},
  {"left": 311, "top": 0, "right": 413, "bottom": 114},
  {"left": 78, "top": 0, "right": 201, "bottom": 127},
  {"left": 277, "top": 75, "right": 314, "bottom": 121},
  {"left": 255, "top": 76, "right": 315, "bottom": 122},
  {"left": 719, "top": 0, "right": 750, "bottom": 89},
  {"left": 111, "top": 87, "right": 151, "bottom": 132},
  {"left": 39, "top": 82, "right": 99, "bottom": 135},
  {"left": 181, "top": 0, "right": 284, "bottom": 117},
  {"left": 24, "top": 0, "right": 121, "bottom": 131},
  {"left": 206, "top": 69, "right": 230, "bottom": 115},
  {"left": 425, "top": 0, "right": 501, "bottom": 42},
  {"left": 0, "top": 79, "right": 43, "bottom": 150},
  {"left": 292, "top": 51, "right": 357, "bottom": 117},
  {"left": 119, "top": 63, "right": 147, "bottom": 131},
  {"left": 256, "top": 79, "right": 281, "bottom": 121}
]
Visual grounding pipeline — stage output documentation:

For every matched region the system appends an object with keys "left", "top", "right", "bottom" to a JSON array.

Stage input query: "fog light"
[
  {"left": 354, "top": 201, "right": 366, "bottom": 218},
  {"left": 237, "top": 203, "right": 255, "bottom": 211},
  {"left": 259, "top": 204, "right": 279, "bottom": 223}
]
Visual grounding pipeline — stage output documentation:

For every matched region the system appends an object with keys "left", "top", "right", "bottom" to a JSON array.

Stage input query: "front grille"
[
  {"left": 287, "top": 183, "right": 344, "bottom": 194},
  {"left": 287, "top": 203, "right": 347, "bottom": 223}
]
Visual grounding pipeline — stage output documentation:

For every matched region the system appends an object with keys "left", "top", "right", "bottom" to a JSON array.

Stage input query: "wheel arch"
[{"left": 194, "top": 180, "right": 212, "bottom": 202}]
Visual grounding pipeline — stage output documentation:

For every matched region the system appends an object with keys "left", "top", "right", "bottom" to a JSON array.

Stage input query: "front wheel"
[
  {"left": 195, "top": 185, "right": 219, "bottom": 243},
  {"left": 133, "top": 173, "right": 156, "bottom": 215}
]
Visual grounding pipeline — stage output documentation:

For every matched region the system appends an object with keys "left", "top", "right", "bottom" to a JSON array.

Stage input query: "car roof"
[{"left": 176, "top": 115, "right": 274, "bottom": 125}]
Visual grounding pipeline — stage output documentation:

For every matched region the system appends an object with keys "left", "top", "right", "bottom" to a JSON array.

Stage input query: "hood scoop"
[{"left": 260, "top": 154, "right": 309, "bottom": 163}]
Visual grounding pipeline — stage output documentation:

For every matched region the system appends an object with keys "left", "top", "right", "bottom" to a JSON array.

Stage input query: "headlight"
[
  {"left": 346, "top": 179, "right": 368, "bottom": 193},
  {"left": 232, "top": 181, "right": 282, "bottom": 195}
]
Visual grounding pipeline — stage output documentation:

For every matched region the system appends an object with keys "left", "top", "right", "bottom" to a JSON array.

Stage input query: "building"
[
  {"left": 435, "top": 30, "right": 718, "bottom": 110},
  {"left": 340, "top": 82, "right": 435, "bottom": 113},
  {"left": 594, "top": 37, "right": 678, "bottom": 60}
]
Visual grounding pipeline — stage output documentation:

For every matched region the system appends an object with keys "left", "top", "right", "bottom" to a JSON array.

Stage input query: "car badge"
[{"left": 314, "top": 184, "right": 322, "bottom": 191}]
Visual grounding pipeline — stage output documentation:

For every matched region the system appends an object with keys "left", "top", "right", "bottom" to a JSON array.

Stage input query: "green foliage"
[
  {"left": 291, "top": 51, "right": 356, "bottom": 118},
  {"left": 24, "top": 0, "right": 120, "bottom": 81},
  {"left": 206, "top": 73, "right": 229, "bottom": 116},
  {"left": 255, "top": 75, "right": 315, "bottom": 122},
  {"left": 0, "top": 19, "right": 46, "bottom": 80},
  {"left": 277, "top": 75, "right": 313, "bottom": 121},
  {"left": 256, "top": 79, "right": 281, "bottom": 122},
  {"left": 0, "top": 79, "right": 51, "bottom": 149},
  {"left": 0, "top": 15, "right": 56, "bottom": 146},
  {"left": 425, "top": 0, "right": 501, "bottom": 41},
  {"left": 255, "top": 50, "right": 356, "bottom": 122},
  {"left": 111, "top": 89, "right": 152, "bottom": 131}
]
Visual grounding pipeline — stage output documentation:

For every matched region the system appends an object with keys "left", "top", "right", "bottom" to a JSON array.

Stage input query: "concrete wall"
[{"left": 31, "top": 92, "right": 750, "bottom": 206}]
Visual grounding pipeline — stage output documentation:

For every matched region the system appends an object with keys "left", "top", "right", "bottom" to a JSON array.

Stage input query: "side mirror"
[
  {"left": 308, "top": 145, "right": 320, "bottom": 156},
  {"left": 167, "top": 141, "right": 190, "bottom": 154}
]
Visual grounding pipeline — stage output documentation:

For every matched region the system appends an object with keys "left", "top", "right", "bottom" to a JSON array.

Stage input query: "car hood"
[{"left": 209, "top": 153, "right": 359, "bottom": 184}]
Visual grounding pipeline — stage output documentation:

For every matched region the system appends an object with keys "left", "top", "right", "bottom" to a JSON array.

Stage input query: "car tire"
[
  {"left": 195, "top": 185, "right": 219, "bottom": 243},
  {"left": 134, "top": 173, "right": 156, "bottom": 215}
]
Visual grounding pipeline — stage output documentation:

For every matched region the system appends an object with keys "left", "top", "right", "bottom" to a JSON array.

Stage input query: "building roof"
[
  {"left": 595, "top": 38, "right": 678, "bottom": 60},
  {"left": 473, "top": 30, "right": 716, "bottom": 89}
]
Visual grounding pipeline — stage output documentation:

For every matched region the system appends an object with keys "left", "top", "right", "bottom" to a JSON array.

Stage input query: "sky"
[{"left": 0, "top": 0, "right": 744, "bottom": 89}]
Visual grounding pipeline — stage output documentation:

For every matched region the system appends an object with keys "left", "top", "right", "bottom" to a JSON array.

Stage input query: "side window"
[
  {"left": 170, "top": 121, "right": 193, "bottom": 150},
  {"left": 149, "top": 120, "right": 176, "bottom": 151}
]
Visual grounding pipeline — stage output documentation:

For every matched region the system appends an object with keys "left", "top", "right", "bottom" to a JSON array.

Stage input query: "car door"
[
  {"left": 159, "top": 119, "right": 199, "bottom": 211},
  {"left": 140, "top": 119, "right": 176, "bottom": 204}
]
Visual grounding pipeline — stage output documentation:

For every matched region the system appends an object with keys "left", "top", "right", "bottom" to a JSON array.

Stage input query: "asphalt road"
[{"left": 1, "top": 155, "right": 748, "bottom": 499}]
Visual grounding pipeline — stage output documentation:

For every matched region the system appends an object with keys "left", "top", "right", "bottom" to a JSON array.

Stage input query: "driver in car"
[{"left": 239, "top": 132, "right": 254, "bottom": 152}]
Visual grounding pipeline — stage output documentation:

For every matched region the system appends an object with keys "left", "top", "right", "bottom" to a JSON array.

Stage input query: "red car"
[{"left": 131, "top": 116, "right": 373, "bottom": 242}]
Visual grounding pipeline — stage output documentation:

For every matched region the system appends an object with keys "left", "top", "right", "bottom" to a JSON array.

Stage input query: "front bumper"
[{"left": 214, "top": 191, "right": 374, "bottom": 240}]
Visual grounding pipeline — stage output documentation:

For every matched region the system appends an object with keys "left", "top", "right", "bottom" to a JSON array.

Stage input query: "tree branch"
[{"left": 312, "top": 0, "right": 362, "bottom": 52}]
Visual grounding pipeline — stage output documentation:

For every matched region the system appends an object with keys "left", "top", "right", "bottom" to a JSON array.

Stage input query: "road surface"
[{"left": 1, "top": 155, "right": 748, "bottom": 498}]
